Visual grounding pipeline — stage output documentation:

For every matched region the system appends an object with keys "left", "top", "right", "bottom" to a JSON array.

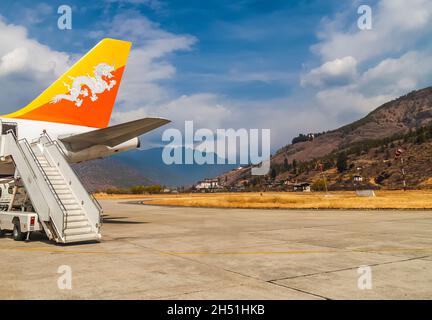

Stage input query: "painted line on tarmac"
[
  {"left": 354, "top": 247, "right": 432, "bottom": 253},
  {"left": 163, "top": 249, "right": 339, "bottom": 255},
  {"left": 162, "top": 247, "right": 432, "bottom": 255},
  {"left": 3, "top": 245, "right": 431, "bottom": 256},
  {"left": 0, "top": 247, "right": 137, "bottom": 255}
]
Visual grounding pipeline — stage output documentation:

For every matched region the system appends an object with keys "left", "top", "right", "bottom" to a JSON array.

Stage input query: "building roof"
[{"left": 293, "top": 182, "right": 311, "bottom": 187}]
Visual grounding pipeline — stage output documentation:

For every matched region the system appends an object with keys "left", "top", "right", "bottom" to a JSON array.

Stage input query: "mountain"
[
  {"left": 73, "top": 158, "right": 154, "bottom": 192},
  {"left": 75, "top": 87, "right": 432, "bottom": 191},
  {"left": 273, "top": 87, "right": 432, "bottom": 165},
  {"left": 217, "top": 87, "right": 432, "bottom": 189},
  {"left": 74, "top": 147, "right": 237, "bottom": 190},
  {"left": 112, "top": 147, "right": 236, "bottom": 187}
]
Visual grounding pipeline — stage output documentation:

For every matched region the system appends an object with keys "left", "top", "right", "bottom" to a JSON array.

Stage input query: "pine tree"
[
  {"left": 283, "top": 157, "right": 289, "bottom": 171},
  {"left": 336, "top": 152, "right": 348, "bottom": 173},
  {"left": 270, "top": 168, "right": 277, "bottom": 180},
  {"left": 292, "top": 159, "right": 298, "bottom": 174}
]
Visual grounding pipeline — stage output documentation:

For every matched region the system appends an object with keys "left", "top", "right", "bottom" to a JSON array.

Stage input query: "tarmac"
[{"left": 0, "top": 199, "right": 431, "bottom": 299}]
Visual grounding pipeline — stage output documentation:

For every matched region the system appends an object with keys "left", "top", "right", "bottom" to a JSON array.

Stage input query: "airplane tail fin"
[{"left": 3, "top": 38, "right": 131, "bottom": 128}]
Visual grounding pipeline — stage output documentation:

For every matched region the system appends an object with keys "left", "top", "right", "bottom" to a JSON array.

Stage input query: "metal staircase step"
[
  {"left": 61, "top": 199, "right": 79, "bottom": 205},
  {"left": 45, "top": 172, "right": 62, "bottom": 176},
  {"left": 52, "top": 185, "right": 69, "bottom": 190},
  {"left": 50, "top": 180, "right": 67, "bottom": 185},
  {"left": 66, "top": 209, "right": 84, "bottom": 216},
  {"left": 44, "top": 173, "right": 60, "bottom": 177},
  {"left": 64, "top": 233, "right": 101, "bottom": 243},
  {"left": 55, "top": 188, "right": 70, "bottom": 193},
  {"left": 64, "top": 204, "right": 81, "bottom": 210},
  {"left": 46, "top": 173, "right": 61, "bottom": 178},
  {"left": 47, "top": 176, "right": 64, "bottom": 181},
  {"left": 66, "top": 214, "right": 87, "bottom": 222},
  {"left": 64, "top": 226, "right": 92, "bottom": 235},
  {"left": 58, "top": 194, "right": 75, "bottom": 200},
  {"left": 66, "top": 220, "right": 89, "bottom": 229},
  {"left": 47, "top": 175, "right": 62, "bottom": 179}
]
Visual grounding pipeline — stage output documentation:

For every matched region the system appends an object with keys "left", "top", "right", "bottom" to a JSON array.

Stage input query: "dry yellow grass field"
[{"left": 95, "top": 190, "right": 432, "bottom": 209}]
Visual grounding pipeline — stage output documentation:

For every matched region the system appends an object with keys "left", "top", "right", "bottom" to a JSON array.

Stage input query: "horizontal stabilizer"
[{"left": 59, "top": 117, "right": 170, "bottom": 151}]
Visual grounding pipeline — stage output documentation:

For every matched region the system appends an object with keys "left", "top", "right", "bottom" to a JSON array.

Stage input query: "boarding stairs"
[{"left": 0, "top": 128, "right": 102, "bottom": 244}]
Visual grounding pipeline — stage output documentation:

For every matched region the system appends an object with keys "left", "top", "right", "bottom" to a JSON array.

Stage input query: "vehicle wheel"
[
  {"left": 0, "top": 227, "right": 5, "bottom": 237},
  {"left": 13, "top": 221, "right": 26, "bottom": 241}
]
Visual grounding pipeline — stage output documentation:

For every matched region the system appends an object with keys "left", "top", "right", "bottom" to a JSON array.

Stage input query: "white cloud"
[
  {"left": 0, "top": 19, "right": 69, "bottom": 77},
  {"left": 304, "top": 50, "right": 432, "bottom": 117},
  {"left": 301, "top": 56, "right": 358, "bottom": 87},
  {"left": 0, "top": 17, "right": 70, "bottom": 112},
  {"left": 0, "top": 6, "right": 331, "bottom": 154},
  {"left": 1, "top": 0, "right": 429, "bottom": 156},
  {"left": 302, "top": 0, "right": 432, "bottom": 118},
  {"left": 92, "top": 12, "right": 198, "bottom": 116},
  {"left": 316, "top": 87, "right": 392, "bottom": 115},
  {"left": 229, "top": 98, "right": 336, "bottom": 150},
  {"left": 98, "top": 13, "right": 234, "bottom": 132},
  {"left": 314, "top": 0, "right": 432, "bottom": 62},
  {"left": 112, "top": 92, "right": 337, "bottom": 153},
  {"left": 359, "top": 51, "right": 432, "bottom": 96},
  {"left": 104, "top": 12, "right": 322, "bottom": 151},
  {"left": 112, "top": 93, "right": 232, "bottom": 130},
  {"left": 22, "top": 3, "right": 53, "bottom": 25},
  {"left": 116, "top": 46, "right": 178, "bottom": 107}
]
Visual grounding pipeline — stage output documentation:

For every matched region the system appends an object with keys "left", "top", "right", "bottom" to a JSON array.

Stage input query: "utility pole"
[
  {"left": 395, "top": 148, "right": 406, "bottom": 191},
  {"left": 400, "top": 156, "right": 407, "bottom": 191},
  {"left": 318, "top": 162, "right": 329, "bottom": 194},
  {"left": 354, "top": 166, "right": 362, "bottom": 192}
]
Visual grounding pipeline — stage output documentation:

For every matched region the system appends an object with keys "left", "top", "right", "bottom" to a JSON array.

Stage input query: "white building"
[
  {"left": 195, "top": 179, "right": 221, "bottom": 190},
  {"left": 293, "top": 183, "right": 311, "bottom": 192},
  {"left": 353, "top": 175, "right": 363, "bottom": 182}
]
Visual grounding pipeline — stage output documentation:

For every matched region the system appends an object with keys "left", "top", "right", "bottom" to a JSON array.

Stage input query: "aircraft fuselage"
[{"left": 0, "top": 117, "right": 139, "bottom": 172}]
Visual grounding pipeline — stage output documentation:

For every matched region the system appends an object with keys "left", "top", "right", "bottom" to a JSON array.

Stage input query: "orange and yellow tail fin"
[{"left": 3, "top": 38, "right": 131, "bottom": 128}]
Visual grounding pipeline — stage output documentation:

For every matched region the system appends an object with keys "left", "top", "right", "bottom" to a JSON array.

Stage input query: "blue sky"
[
  {"left": 0, "top": 0, "right": 431, "bottom": 151},
  {"left": 0, "top": 0, "right": 340, "bottom": 100}
]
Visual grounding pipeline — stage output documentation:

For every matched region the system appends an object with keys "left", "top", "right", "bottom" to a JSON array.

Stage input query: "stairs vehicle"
[
  {"left": 0, "top": 39, "right": 170, "bottom": 245},
  {"left": 0, "top": 124, "right": 102, "bottom": 244}
]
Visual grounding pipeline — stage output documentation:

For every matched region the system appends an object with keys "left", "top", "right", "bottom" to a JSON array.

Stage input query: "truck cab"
[
  {"left": 0, "top": 178, "right": 32, "bottom": 211},
  {"left": 0, "top": 178, "right": 41, "bottom": 241}
]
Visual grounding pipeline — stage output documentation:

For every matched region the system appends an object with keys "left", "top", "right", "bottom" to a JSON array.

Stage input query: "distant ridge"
[
  {"left": 74, "top": 147, "right": 237, "bottom": 190},
  {"left": 73, "top": 158, "right": 154, "bottom": 192},
  {"left": 216, "top": 86, "right": 432, "bottom": 189}
]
